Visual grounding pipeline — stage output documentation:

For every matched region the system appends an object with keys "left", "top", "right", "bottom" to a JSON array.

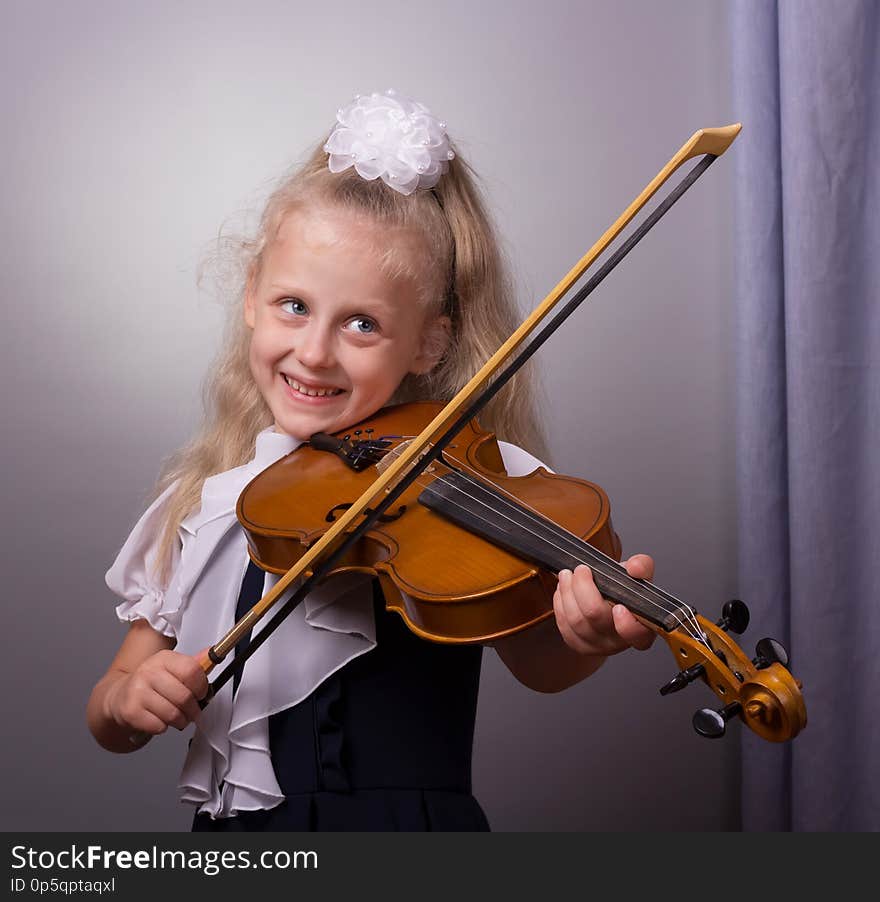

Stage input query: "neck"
[{"left": 418, "top": 469, "right": 692, "bottom": 632}]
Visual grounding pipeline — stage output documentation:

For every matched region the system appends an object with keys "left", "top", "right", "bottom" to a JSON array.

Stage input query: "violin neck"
[{"left": 419, "top": 471, "right": 688, "bottom": 632}]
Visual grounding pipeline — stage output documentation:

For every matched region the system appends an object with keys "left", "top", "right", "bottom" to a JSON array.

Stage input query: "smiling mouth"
[{"left": 282, "top": 375, "right": 344, "bottom": 398}]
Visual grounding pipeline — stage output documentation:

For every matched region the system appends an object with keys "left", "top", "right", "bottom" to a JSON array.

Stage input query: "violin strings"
[
  {"left": 359, "top": 438, "right": 704, "bottom": 642},
  {"left": 374, "top": 435, "right": 686, "bottom": 622},
  {"left": 375, "top": 439, "right": 706, "bottom": 645},
  {"left": 433, "top": 463, "right": 707, "bottom": 645}
]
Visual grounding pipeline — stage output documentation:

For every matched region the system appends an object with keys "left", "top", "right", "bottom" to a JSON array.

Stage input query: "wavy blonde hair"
[{"left": 151, "top": 139, "right": 550, "bottom": 581}]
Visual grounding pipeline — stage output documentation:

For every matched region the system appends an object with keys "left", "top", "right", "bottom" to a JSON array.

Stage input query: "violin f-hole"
[{"left": 325, "top": 503, "right": 407, "bottom": 524}]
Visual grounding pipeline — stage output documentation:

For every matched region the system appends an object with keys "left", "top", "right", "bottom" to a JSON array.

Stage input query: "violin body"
[{"left": 237, "top": 402, "right": 621, "bottom": 643}]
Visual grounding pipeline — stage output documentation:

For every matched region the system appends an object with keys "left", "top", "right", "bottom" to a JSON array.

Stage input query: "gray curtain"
[{"left": 730, "top": 0, "right": 879, "bottom": 831}]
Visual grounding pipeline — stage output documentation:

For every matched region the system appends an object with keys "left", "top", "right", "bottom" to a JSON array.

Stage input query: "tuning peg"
[
  {"left": 716, "top": 599, "right": 750, "bottom": 635},
  {"left": 752, "top": 637, "right": 790, "bottom": 670},
  {"left": 659, "top": 663, "right": 705, "bottom": 696},
  {"left": 693, "top": 702, "right": 742, "bottom": 738}
]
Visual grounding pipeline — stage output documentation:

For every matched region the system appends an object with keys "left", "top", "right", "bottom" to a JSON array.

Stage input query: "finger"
[
  {"left": 115, "top": 686, "right": 173, "bottom": 735},
  {"left": 149, "top": 670, "right": 203, "bottom": 727},
  {"left": 621, "top": 554, "right": 655, "bottom": 581},
  {"left": 163, "top": 651, "right": 211, "bottom": 703},
  {"left": 611, "top": 604, "right": 657, "bottom": 651},
  {"left": 141, "top": 692, "right": 189, "bottom": 732},
  {"left": 556, "top": 567, "right": 619, "bottom": 655},
  {"left": 128, "top": 668, "right": 195, "bottom": 730},
  {"left": 569, "top": 565, "right": 620, "bottom": 641},
  {"left": 163, "top": 687, "right": 202, "bottom": 727},
  {"left": 127, "top": 708, "right": 170, "bottom": 736},
  {"left": 554, "top": 570, "right": 595, "bottom": 654}
]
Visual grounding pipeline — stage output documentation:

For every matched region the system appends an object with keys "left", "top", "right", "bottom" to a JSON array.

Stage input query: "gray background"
[{"left": 2, "top": 0, "right": 740, "bottom": 831}]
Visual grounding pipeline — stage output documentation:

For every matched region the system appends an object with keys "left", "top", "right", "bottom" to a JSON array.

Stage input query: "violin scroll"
[{"left": 657, "top": 603, "right": 806, "bottom": 742}]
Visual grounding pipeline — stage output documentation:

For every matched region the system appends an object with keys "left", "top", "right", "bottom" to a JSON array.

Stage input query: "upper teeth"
[{"left": 284, "top": 376, "right": 341, "bottom": 397}]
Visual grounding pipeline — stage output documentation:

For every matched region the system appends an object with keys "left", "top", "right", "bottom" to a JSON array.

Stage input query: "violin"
[
  {"left": 233, "top": 401, "right": 806, "bottom": 743},
  {"left": 156, "top": 122, "right": 806, "bottom": 749},
  {"left": 237, "top": 401, "right": 622, "bottom": 643}
]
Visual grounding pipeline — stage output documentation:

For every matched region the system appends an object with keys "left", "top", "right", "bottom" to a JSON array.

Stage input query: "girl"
[{"left": 86, "top": 90, "right": 656, "bottom": 831}]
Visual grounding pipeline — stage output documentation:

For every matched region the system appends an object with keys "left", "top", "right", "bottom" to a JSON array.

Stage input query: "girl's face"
[{"left": 245, "top": 206, "right": 448, "bottom": 441}]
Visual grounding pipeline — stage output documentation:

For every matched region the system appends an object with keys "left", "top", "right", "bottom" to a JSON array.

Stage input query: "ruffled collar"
[
  {"left": 180, "top": 427, "right": 302, "bottom": 536},
  {"left": 172, "top": 425, "right": 377, "bottom": 819},
  {"left": 252, "top": 426, "right": 302, "bottom": 470}
]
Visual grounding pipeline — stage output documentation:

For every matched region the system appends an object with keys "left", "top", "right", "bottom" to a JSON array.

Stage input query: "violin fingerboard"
[{"left": 419, "top": 472, "right": 684, "bottom": 632}]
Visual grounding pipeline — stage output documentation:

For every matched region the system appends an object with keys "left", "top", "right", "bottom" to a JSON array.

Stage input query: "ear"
[{"left": 410, "top": 315, "right": 451, "bottom": 375}]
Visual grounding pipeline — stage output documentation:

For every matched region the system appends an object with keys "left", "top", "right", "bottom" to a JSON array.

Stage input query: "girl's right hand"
[{"left": 104, "top": 648, "right": 210, "bottom": 739}]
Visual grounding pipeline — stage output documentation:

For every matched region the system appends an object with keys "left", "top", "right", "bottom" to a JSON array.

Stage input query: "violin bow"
[{"left": 196, "top": 124, "right": 743, "bottom": 704}]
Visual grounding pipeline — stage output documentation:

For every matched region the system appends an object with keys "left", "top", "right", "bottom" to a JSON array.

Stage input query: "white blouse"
[{"left": 106, "top": 427, "right": 548, "bottom": 819}]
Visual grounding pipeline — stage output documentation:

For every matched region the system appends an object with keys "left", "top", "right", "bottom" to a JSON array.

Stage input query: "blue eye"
[
  {"left": 280, "top": 299, "right": 307, "bottom": 315},
  {"left": 347, "top": 317, "right": 377, "bottom": 335}
]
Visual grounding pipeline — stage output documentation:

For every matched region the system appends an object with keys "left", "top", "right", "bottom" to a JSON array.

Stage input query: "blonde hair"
[{"left": 152, "top": 138, "right": 550, "bottom": 580}]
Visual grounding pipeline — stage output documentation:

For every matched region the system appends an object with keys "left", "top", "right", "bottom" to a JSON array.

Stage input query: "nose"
[{"left": 295, "top": 321, "right": 337, "bottom": 370}]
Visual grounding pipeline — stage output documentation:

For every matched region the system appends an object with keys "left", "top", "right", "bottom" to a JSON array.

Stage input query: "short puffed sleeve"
[{"left": 105, "top": 481, "right": 182, "bottom": 639}]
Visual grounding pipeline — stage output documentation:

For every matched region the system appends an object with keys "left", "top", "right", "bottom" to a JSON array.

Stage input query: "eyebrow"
[{"left": 268, "top": 282, "right": 304, "bottom": 295}]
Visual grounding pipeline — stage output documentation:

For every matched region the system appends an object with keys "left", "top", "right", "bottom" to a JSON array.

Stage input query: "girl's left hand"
[{"left": 553, "top": 555, "right": 657, "bottom": 657}]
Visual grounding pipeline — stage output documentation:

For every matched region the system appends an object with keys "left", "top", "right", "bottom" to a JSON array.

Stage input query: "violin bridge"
[{"left": 376, "top": 438, "right": 437, "bottom": 486}]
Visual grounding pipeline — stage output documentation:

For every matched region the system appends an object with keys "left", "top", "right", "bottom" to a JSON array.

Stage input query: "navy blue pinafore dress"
[{"left": 192, "top": 562, "right": 490, "bottom": 832}]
